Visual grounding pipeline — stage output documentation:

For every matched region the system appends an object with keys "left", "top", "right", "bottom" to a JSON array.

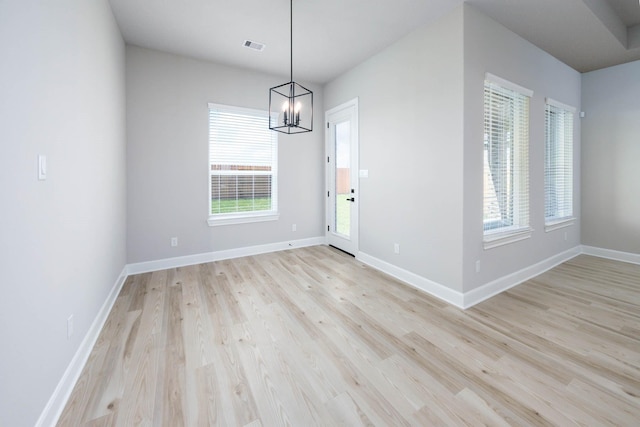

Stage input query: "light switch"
[
  {"left": 38, "top": 155, "right": 47, "bottom": 180},
  {"left": 359, "top": 169, "right": 369, "bottom": 178}
]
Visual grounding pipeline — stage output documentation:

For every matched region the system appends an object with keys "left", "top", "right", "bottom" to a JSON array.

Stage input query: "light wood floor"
[{"left": 58, "top": 246, "right": 640, "bottom": 426}]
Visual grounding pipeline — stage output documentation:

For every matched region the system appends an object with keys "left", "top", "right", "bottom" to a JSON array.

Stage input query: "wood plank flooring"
[{"left": 57, "top": 247, "right": 640, "bottom": 426}]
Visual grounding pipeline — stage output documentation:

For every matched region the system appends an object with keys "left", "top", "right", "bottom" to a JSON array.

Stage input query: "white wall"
[
  {"left": 0, "top": 1, "right": 126, "bottom": 426},
  {"left": 461, "top": 4, "right": 582, "bottom": 292},
  {"left": 126, "top": 46, "right": 325, "bottom": 264},
  {"left": 581, "top": 60, "right": 640, "bottom": 255},
  {"left": 323, "top": 7, "right": 465, "bottom": 291},
  {"left": 324, "top": 4, "right": 582, "bottom": 295}
]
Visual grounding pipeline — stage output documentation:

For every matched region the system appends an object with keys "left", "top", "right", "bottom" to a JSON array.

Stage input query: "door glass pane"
[{"left": 335, "top": 121, "right": 350, "bottom": 237}]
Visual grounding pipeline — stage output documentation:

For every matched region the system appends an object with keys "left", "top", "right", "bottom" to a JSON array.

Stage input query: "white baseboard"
[
  {"left": 35, "top": 267, "right": 128, "bottom": 427},
  {"left": 462, "top": 246, "right": 582, "bottom": 308},
  {"left": 357, "top": 246, "right": 582, "bottom": 310},
  {"left": 581, "top": 245, "right": 640, "bottom": 265},
  {"left": 357, "top": 251, "right": 466, "bottom": 308},
  {"left": 126, "top": 236, "right": 326, "bottom": 275}
]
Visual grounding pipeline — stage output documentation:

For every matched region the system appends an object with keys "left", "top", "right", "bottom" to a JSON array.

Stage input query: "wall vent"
[{"left": 243, "top": 40, "right": 265, "bottom": 51}]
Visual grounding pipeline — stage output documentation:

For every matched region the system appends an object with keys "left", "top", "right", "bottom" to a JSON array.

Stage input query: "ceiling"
[{"left": 108, "top": 0, "right": 640, "bottom": 84}]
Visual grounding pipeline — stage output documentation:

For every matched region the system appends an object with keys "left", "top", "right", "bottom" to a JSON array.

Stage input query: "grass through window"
[{"left": 211, "top": 197, "right": 272, "bottom": 214}]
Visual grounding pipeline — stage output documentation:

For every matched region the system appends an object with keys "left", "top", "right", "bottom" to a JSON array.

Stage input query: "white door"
[{"left": 326, "top": 98, "right": 359, "bottom": 255}]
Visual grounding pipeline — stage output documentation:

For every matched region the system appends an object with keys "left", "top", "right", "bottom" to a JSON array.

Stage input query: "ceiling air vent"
[{"left": 243, "top": 40, "right": 265, "bottom": 51}]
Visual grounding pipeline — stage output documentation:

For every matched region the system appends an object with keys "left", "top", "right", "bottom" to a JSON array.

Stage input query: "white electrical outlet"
[
  {"left": 394, "top": 243, "right": 400, "bottom": 254},
  {"left": 564, "top": 231, "right": 568, "bottom": 241},
  {"left": 475, "top": 260, "right": 481, "bottom": 273},
  {"left": 292, "top": 224, "right": 297, "bottom": 232},
  {"left": 67, "top": 315, "right": 74, "bottom": 340},
  {"left": 171, "top": 237, "right": 178, "bottom": 247}
]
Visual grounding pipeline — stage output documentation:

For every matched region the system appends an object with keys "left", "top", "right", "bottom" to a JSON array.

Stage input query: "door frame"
[{"left": 325, "top": 97, "right": 359, "bottom": 255}]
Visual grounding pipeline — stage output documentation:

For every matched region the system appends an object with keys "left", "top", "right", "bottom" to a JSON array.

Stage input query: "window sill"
[
  {"left": 207, "top": 212, "right": 279, "bottom": 227},
  {"left": 544, "top": 217, "right": 575, "bottom": 232},
  {"left": 483, "top": 227, "right": 532, "bottom": 249}
]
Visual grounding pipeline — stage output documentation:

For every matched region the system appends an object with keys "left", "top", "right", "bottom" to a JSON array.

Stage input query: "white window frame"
[
  {"left": 483, "top": 73, "right": 533, "bottom": 249},
  {"left": 544, "top": 97, "right": 575, "bottom": 232},
  {"left": 207, "top": 103, "right": 279, "bottom": 227}
]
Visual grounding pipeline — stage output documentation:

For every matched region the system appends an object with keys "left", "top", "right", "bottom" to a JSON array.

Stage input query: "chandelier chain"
[{"left": 290, "top": 0, "right": 293, "bottom": 83}]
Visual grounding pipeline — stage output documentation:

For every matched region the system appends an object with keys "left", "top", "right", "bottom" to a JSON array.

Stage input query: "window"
[
  {"left": 544, "top": 98, "right": 575, "bottom": 231},
  {"left": 483, "top": 74, "right": 532, "bottom": 248},
  {"left": 208, "top": 103, "right": 278, "bottom": 226}
]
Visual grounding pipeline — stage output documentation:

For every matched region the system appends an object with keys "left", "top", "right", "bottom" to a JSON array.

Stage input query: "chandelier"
[{"left": 269, "top": 0, "right": 313, "bottom": 134}]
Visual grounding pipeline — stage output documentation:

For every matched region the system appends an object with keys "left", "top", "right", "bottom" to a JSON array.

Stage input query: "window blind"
[
  {"left": 483, "top": 77, "right": 531, "bottom": 236},
  {"left": 208, "top": 103, "right": 278, "bottom": 218},
  {"left": 544, "top": 98, "right": 574, "bottom": 225}
]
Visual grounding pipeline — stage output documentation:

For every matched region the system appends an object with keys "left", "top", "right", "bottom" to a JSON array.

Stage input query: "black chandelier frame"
[{"left": 269, "top": 0, "right": 313, "bottom": 134}]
